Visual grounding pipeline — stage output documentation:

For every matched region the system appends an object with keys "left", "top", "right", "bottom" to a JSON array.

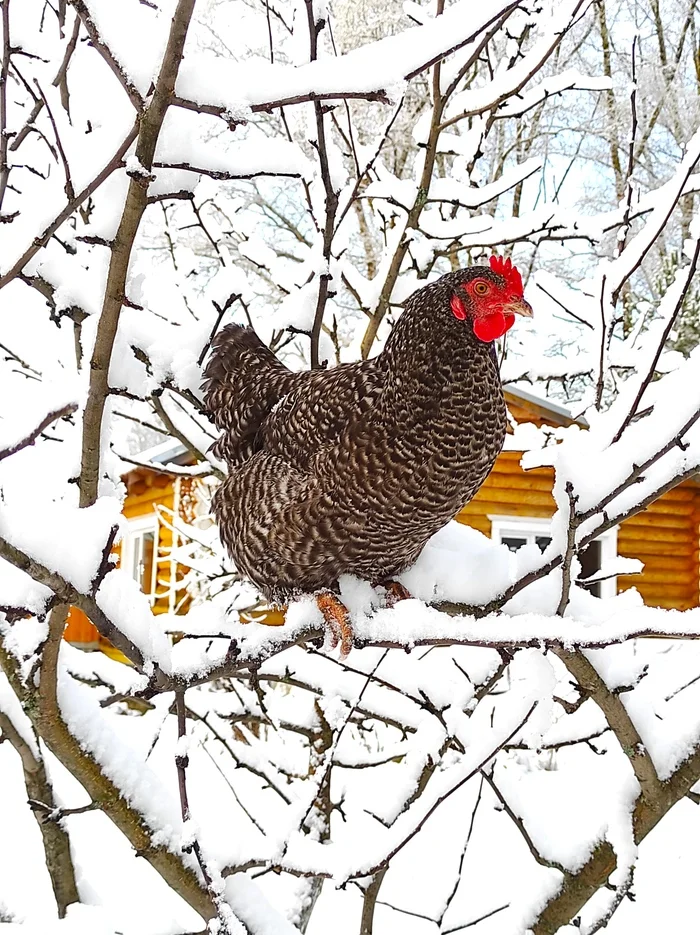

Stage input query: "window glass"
[
  {"left": 579, "top": 540, "right": 603, "bottom": 598},
  {"left": 491, "top": 517, "right": 616, "bottom": 599},
  {"left": 127, "top": 527, "right": 156, "bottom": 594},
  {"left": 502, "top": 536, "right": 527, "bottom": 552}
]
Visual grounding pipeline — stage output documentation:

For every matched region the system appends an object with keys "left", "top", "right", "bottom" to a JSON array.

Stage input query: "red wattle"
[
  {"left": 473, "top": 311, "right": 516, "bottom": 342},
  {"left": 450, "top": 295, "right": 467, "bottom": 320}
]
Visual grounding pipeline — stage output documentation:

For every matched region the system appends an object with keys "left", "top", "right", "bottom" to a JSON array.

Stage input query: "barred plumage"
[{"left": 202, "top": 264, "right": 532, "bottom": 603}]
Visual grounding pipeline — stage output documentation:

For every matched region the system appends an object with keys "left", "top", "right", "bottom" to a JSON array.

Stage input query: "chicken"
[{"left": 203, "top": 257, "right": 532, "bottom": 652}]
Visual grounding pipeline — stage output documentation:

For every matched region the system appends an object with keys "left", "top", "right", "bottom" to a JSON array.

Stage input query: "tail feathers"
[{"left": 202, "top": 324, "right": 300, "bottom": 466}]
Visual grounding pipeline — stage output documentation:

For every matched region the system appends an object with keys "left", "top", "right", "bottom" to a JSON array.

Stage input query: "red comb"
[{"left": 489, "top": 254, "right": 523, "bottom": 295}]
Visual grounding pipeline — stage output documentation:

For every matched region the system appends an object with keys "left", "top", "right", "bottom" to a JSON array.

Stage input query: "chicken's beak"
[{"left": 507, "top": 297, "right": 533, "bottom": 318}]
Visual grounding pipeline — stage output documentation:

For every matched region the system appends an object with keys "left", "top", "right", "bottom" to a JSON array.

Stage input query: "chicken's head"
[{"left": 450, "top": 256, "right": 532, "bottom": 342}]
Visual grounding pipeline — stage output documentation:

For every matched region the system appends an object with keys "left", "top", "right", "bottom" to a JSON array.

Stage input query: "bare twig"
[
  {"left": 66, "top": 0, "right": 145, "bottom": 110},
  {"left": 482, "top": 768, "right": 566, "bottom": 871},
  {"left": 174, "top": 692, "right": 240, "bottom": 934},
  {"left": 436, "top": 775, "right": 484, "bottom": 926},
  {"left": 303, "top": 0, "right": 338, "bottom": 370},
  {"left": 154, "top": 160, "right": 303, "bottom": 182},
  {"left": 33, "top": 79, "right": 75, "bottom": 199},
  {"left": 51, "top": 12, "right": 81, "bottom": 114},
  {"left": 555, "top": 481, "right": 579, "bottom": 616},
  {"left": 172, "top": 88, "right": 391, "bottom": 121},
  {"left": 0, "top": 0, "right": 11, "bottom": 210},
  {"left": 585, "top": 867, "right": 635, "bottom": 935},
  {"left": 150, "top": 393, "right": 225, "bottom": 480},
  {"left": 0, "top": 403, "right": 77, "bottom": 462},
  {"left": 0, "top": 120, "right": 140, "bottom": 289},
  {"left": 611, "top": 237, "right": 700, "bottom": 443}
]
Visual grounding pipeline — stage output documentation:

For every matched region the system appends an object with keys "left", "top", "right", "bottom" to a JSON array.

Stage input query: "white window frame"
[
  {"left": 121, "top": 514, "right": 159, "bottom": 602},
  {"left": 488, "top": 514, "right": 619, "bottom": 599}
]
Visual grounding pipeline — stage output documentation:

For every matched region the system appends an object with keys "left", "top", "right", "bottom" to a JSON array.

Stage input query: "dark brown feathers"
[
  {"left": 203, "top": 268, "right": 508, "bottom": 602},
  {"left": 202, "top": 325, "right": 304, "bottom": 464}
]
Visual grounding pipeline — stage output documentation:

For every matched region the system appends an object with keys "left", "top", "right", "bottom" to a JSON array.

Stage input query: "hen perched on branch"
[{"left": 203, "top": 258, "right": 532, "bottom": 653}]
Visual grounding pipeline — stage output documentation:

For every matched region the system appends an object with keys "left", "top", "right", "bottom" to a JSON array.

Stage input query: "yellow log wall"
[
  {"left": 64, "top": 471, "right": 185, "bottom": 645},
  {"left": 456, "top": 450, "right": 700, "bottom": 611}
]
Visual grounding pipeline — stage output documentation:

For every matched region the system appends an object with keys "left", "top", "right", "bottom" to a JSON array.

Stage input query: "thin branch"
[
  {"left": 0, "top": 403, "right": 77, "bottom": 462},
  {"left": 154, "top": 160, "right": 303, "bottom": 182},
  {"left": 28, "top": 800, "right": 99, "bottom": 821},
  {"left": 442, "top": 904, "right": 510, "bottom": 934},
  {"left": 555, "top": 481, "right": 579, "bottom": 616},
  {"left": 115, "top": 450, "right": 214, "bottom": 478},
  {"left": 481, "top": 769, "right": 566, "bottom": 871},
  {"left": 172, "top": 88, "right": 391, "bottom": 121},
  {"left": 611, "top": 237, "right": 700, "bottom": 443},
  {"left": 359, "top": 869, "right": 387, "bottom": 935},
  {"left": 553, "top": 650, "right": 661, "bottom": 802},
  {"left": 150, "top": 393, "right": 225, "bottom": 480},
  {"left": 66, "top": 0, "right": 145, "bottom": 110},
  {"left": 0, "top": 120, "right": 140, "bottom": 289},
  {"left": 174, "top": 692, "right": 245, "bottom": 934},
  {"left": 0, "top": 533, "right": 145, "bottom": 666},
  {"left": 51, "top": 11, "right": 81, "bottom": 114},
  {"left": 33, "top": 79, "right": 75, "bottom": 199},
  {"left": 437, "top": 775, "right": 484, "bottom": 926},
  {"left": 303, "top": 0, "right": 338, "bottom": 370},
  {"left": 585, "top": 868, "right": 635, "bottom": 935},
  {"left": 0, "top": 0, "right": 12, "bottom": 210},
  {"left": 0, "top": 707, "right": 79, "bottom": 916}
]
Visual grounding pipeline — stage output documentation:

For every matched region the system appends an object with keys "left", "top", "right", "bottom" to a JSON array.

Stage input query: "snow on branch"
[
  {"left": 3, "top": 0, "right": 700, "bottom": 931},
  {"left": 174, "top": 0, "right": 521, "bottom": 117},
  {"left": 0, "top": 402, "right": 77, "bottom": 462}
]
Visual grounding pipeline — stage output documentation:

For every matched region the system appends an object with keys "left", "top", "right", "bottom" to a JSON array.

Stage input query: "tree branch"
[
  {"left": 0, "top": 625, "right": 217, "bottom": 923},
  {"left": 66, "top": 0, "right": 145, "bottom": 110},
  {"left": 0, "top": 533, "right": 145, "bottom": 666},
  {"left": 0, "top": 403, "right": 77, "bottom": 462},
  {"left": 0, "top": 0, "right": 12, "bottom": 211},
  {"left": 79, "top": 0, "right": 197, "bottom": 507},
  {"left": 0, "top": 121, "right": 140, "bottom": 289},
  {"left": 0, "top": 705, "right": 79, "bottom": 916}
]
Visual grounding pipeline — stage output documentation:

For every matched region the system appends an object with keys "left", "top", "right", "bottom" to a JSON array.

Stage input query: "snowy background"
[{"left": 1, "top": 0, "right": 700, "bottom": 933}]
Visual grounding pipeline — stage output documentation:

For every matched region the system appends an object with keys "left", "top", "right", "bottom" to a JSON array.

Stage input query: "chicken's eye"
[{"left": 473, "top": 281, "right": 489, "bottom": 296}]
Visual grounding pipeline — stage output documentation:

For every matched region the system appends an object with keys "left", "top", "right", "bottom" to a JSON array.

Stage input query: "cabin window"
[
  {"left": 121, "top": 515, "right": 159, "bottom": 600},
  {"left": 488, "top": 515, "right": 618, "bottom": 599}
]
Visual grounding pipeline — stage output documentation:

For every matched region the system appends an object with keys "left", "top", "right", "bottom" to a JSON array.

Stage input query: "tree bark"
[
  {"left": 0, "top": 711, "right": 80, "bottom": 917},
  {"left": 79, "top": 0, "right": 197, "bottom": 507}
]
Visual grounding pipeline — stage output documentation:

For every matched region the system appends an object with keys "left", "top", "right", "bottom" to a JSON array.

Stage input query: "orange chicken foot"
[{"left": 316, "top": 591, "right": 354, "bottom": 658}]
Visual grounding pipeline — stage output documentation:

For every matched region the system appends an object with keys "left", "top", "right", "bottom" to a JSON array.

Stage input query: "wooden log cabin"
[
  {"left": 65, "top": 440, "right": 200, "bottom": 651},
  {"left": 65, "top": 387, "right": 700, "bottom": 649},
  {"left": 460, "top": 387, "right": 700, "bottom": 611}
]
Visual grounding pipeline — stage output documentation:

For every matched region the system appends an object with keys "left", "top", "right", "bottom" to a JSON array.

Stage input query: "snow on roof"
[
  {"left": 504, "top": 383, "right": 588, "bottom": 427},
  {"left": 130, "top": 437, "right": 188, "bottom": 466}
]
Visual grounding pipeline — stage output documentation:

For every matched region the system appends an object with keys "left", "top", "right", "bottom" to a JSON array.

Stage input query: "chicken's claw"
[
  {"left": 384, "top": 580, "right": 413, "bottom": 607},
  {"left": 316, "top": 591, "right": 354, "bottom": 658}
]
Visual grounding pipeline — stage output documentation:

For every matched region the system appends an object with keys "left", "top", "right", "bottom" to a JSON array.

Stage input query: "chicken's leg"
[{"left": 316, "top": 591, "right": 354, "bottom": 658}]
